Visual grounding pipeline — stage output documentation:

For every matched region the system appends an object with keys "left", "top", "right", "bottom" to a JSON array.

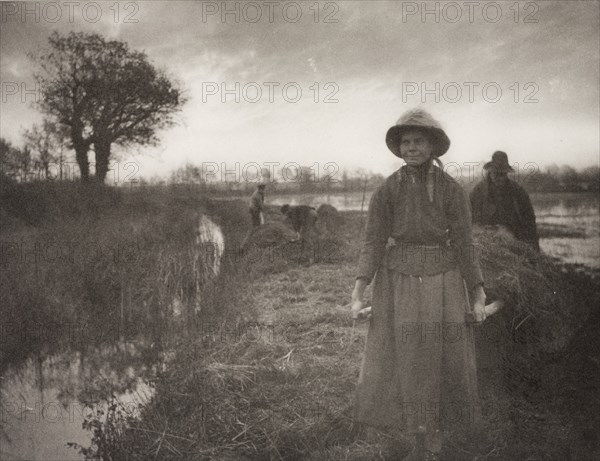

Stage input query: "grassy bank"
[
  {"left": 0, "top": 181, "right": 212, "bottom": 375},
  {"left": 78, "top": 199, "right": 599, "bottom": 460}
]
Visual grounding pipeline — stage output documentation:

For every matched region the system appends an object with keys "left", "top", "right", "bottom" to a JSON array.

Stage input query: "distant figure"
[
  {"left": 280, "top": 204, "right": 318, "bottom": 241},
  {"left": 470, "top": 151, "right": 539, "bottom": 251},
  {"left": 249, "top": 184, "right": 266, "bottom": 227}
]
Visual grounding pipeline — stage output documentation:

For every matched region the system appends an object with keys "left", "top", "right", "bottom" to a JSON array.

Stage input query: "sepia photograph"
[{"left": 1, "top": 1, "right": 599, "bottom": 459}]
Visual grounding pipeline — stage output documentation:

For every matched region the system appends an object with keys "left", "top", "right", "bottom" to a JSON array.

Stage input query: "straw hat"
[{"left": 385, "top": 108, "right": 451, "bottom": 158}]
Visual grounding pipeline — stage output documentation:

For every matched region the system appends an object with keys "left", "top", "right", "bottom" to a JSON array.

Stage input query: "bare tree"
[
  {"left": 0, "top": 141, "right": 34, "bottom": 182},
  {"left": 0, "top": 138, "right": 19, "bottom": 181},
  {"left": 171, "top": 163, "right": 202, "bottom": 185},
  {"left": 14, "top": 146, "right": 34, "bottom": 182},
  {"left": 23, "top": 120, "right": 67, "bottom": 179},
  {"left": 32, "top": 32, "right": 185, "bottom": 182}
]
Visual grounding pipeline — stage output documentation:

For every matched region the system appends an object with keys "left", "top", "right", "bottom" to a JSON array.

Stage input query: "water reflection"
[
  {"left": 268, "top": 191, "right": 373, "bottom": 212},
  {"left": 532, "top": 193, "right": 599, "bottom": 267},
  {"left": 1, "top": 214, "right": 225, "bottom": 460},
  {"left": 1, "top": 344, "right": 155, "bottom": 461}
]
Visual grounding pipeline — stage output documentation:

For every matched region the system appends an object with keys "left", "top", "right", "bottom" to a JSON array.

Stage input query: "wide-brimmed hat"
[
  {"left": 483, "top": 151, "right": 514, "bottom": 172},
  {"left": 385, "top": 109, "right": 451, "bottom": 158}
]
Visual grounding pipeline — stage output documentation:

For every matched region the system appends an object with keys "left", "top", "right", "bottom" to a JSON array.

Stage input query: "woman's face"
[{"left": 399, "top": 130, "right": 434, "bottom": 167}]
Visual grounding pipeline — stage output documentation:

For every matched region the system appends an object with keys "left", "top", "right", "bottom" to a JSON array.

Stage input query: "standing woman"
[{"left": 352, "top": 109, "right": 486, "bottom": 460}]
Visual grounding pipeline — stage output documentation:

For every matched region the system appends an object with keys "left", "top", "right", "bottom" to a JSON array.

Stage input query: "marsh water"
[
  {"left": 1, "top": 193, "right": 598, "bottom": 460},
  {"left": 0, "top": 216, "right": 224, "bottom": 461},
  {"left": 1, "top": 345, "right": 155, "bottom": 460}
]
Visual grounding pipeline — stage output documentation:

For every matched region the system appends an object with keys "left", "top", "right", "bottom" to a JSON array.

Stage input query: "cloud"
[{"left": 1, "top": 0, "right": 598, "bottom": 179}]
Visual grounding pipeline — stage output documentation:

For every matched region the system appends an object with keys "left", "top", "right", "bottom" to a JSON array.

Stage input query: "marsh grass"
[
  {"left": 5, "top": 183, "right": 597, "bottom": 460},
  {"left": 0, "top": 181, "right": 213, "bottom": 374},
  {"left": 85, "top": 204, "right": 598, "bottom": 460}
]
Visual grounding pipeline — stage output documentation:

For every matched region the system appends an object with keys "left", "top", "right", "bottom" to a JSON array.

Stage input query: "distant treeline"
[
  {"left": 2, "top": 138, "right": 598, "bottom": 194},
  {"left": 164, "top": 162, "right": 600, "bottom": 195},
  {"left": 518, "top": 165, "right": 600, "bottom": 193}
]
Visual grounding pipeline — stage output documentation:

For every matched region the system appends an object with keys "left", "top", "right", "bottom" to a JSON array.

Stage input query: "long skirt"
[{"left": 354, "top": 268, "right": 480, "bottom": 434}]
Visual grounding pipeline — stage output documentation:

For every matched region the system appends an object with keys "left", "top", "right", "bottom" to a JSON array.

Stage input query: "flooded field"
[{"left": 533, "top": 193, "right": 599, "bottom": 268}]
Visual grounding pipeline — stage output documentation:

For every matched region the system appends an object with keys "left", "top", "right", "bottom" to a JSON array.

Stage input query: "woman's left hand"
[
  {"left": 473, "top": 300, "right": 486, "bottom": 322},
  {"left": 471, "top": 285, "right": 487, "bottom": 322}
]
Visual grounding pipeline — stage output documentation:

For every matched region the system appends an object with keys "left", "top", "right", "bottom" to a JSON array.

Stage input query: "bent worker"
[
  {"left": 281, "top": 204, "right": 319, "bottom": 263},
  {"left": 470, "top": 151, "right": 540, "bottom": 251},
  {"left": 249, "top": 183, "right": 266, "bottom": 227},
  {"left": 280, "top": 204, "right": 318, "bottom": 240}
]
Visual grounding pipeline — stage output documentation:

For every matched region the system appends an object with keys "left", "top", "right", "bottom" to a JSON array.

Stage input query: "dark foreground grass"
[{"left": 75, "top": 200, "right": 599, "bottom": 460}]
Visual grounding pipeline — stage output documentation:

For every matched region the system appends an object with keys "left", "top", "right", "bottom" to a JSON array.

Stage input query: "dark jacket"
[
  {"left": 357, "top": 165, "right": 484, "bottom": 291},
  {"left": 470, "top": 178, "right": 539, "bottom": 250}
]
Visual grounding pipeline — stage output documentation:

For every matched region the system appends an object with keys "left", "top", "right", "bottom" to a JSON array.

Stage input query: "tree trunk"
[
  {"left": 74, "top": 145, "right": 90, "bottom": 181},
  {"left": 59, "top": 146, "right": 64, "bottom": 180},
  {"left": 71, "top": 119, "right": 90, "bottom": 181},
  {"left": 94, "top": 141, "right": 111, "bottom": 183},
  {"left": 42, "top": 160, "right": 50, "bottom": 179}
]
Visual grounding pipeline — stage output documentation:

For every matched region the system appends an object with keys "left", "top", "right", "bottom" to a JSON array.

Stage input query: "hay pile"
[
  {"left": 242, "top": 222, "right": 298, "bottom": 249},
  {"left": 262, "top": 205, "right": 287, "bottom": 223},
  {"left": 240, "top": 205, "right": 350, "bottom": 265},
  {"left": 473, "top": 226, "right": 596, "bottom": 379},
  {"left": 316, "top": 204, "right": 338, "bottom": 217},
  {"left": 316, "top": 204, "right": 342, "bottom": 236}
]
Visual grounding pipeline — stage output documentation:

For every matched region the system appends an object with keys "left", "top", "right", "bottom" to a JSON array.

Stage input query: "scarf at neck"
[
  {"left": 402, "top": 158, "right": 434, "bottom": 182},
  {"left": 400, "top": 158, "right": 436, "bottom": 202}
]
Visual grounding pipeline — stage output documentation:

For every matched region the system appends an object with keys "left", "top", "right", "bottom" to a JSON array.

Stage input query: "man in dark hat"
[
  {"left": 249, "top": 183, "right": 266, "bottom": 227},
  {"left": 470, "top": 151, "right": 539, "bottom": 251}
]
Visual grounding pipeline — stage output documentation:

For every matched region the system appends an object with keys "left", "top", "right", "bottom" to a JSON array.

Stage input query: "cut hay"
[
  {"left": 317, "top": 204, "right": 343, "bottom": 235},
  {"left": 242, "top": 222, "right": 298, "bottom": 249},
  {"left": 473, "top": 226, "right": 598, "bottom": 378},
  {"left": 117, "top": 337, "right": 362, "bottom": 460}
]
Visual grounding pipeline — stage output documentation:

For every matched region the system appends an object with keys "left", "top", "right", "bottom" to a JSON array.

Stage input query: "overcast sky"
[{"left": 1, "top": 0, "right": 599, "bottom": 180}]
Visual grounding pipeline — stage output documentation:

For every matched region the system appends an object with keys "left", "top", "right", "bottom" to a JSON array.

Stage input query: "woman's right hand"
[
  {"left": 351, "top": 278, "right": 368, "bottom": 320},
  {"left": 471, "top": 284, "right": 487, "bottom": 322},
  {"left": 351, "top": 299, "right": 366, "bottom": 320}
]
